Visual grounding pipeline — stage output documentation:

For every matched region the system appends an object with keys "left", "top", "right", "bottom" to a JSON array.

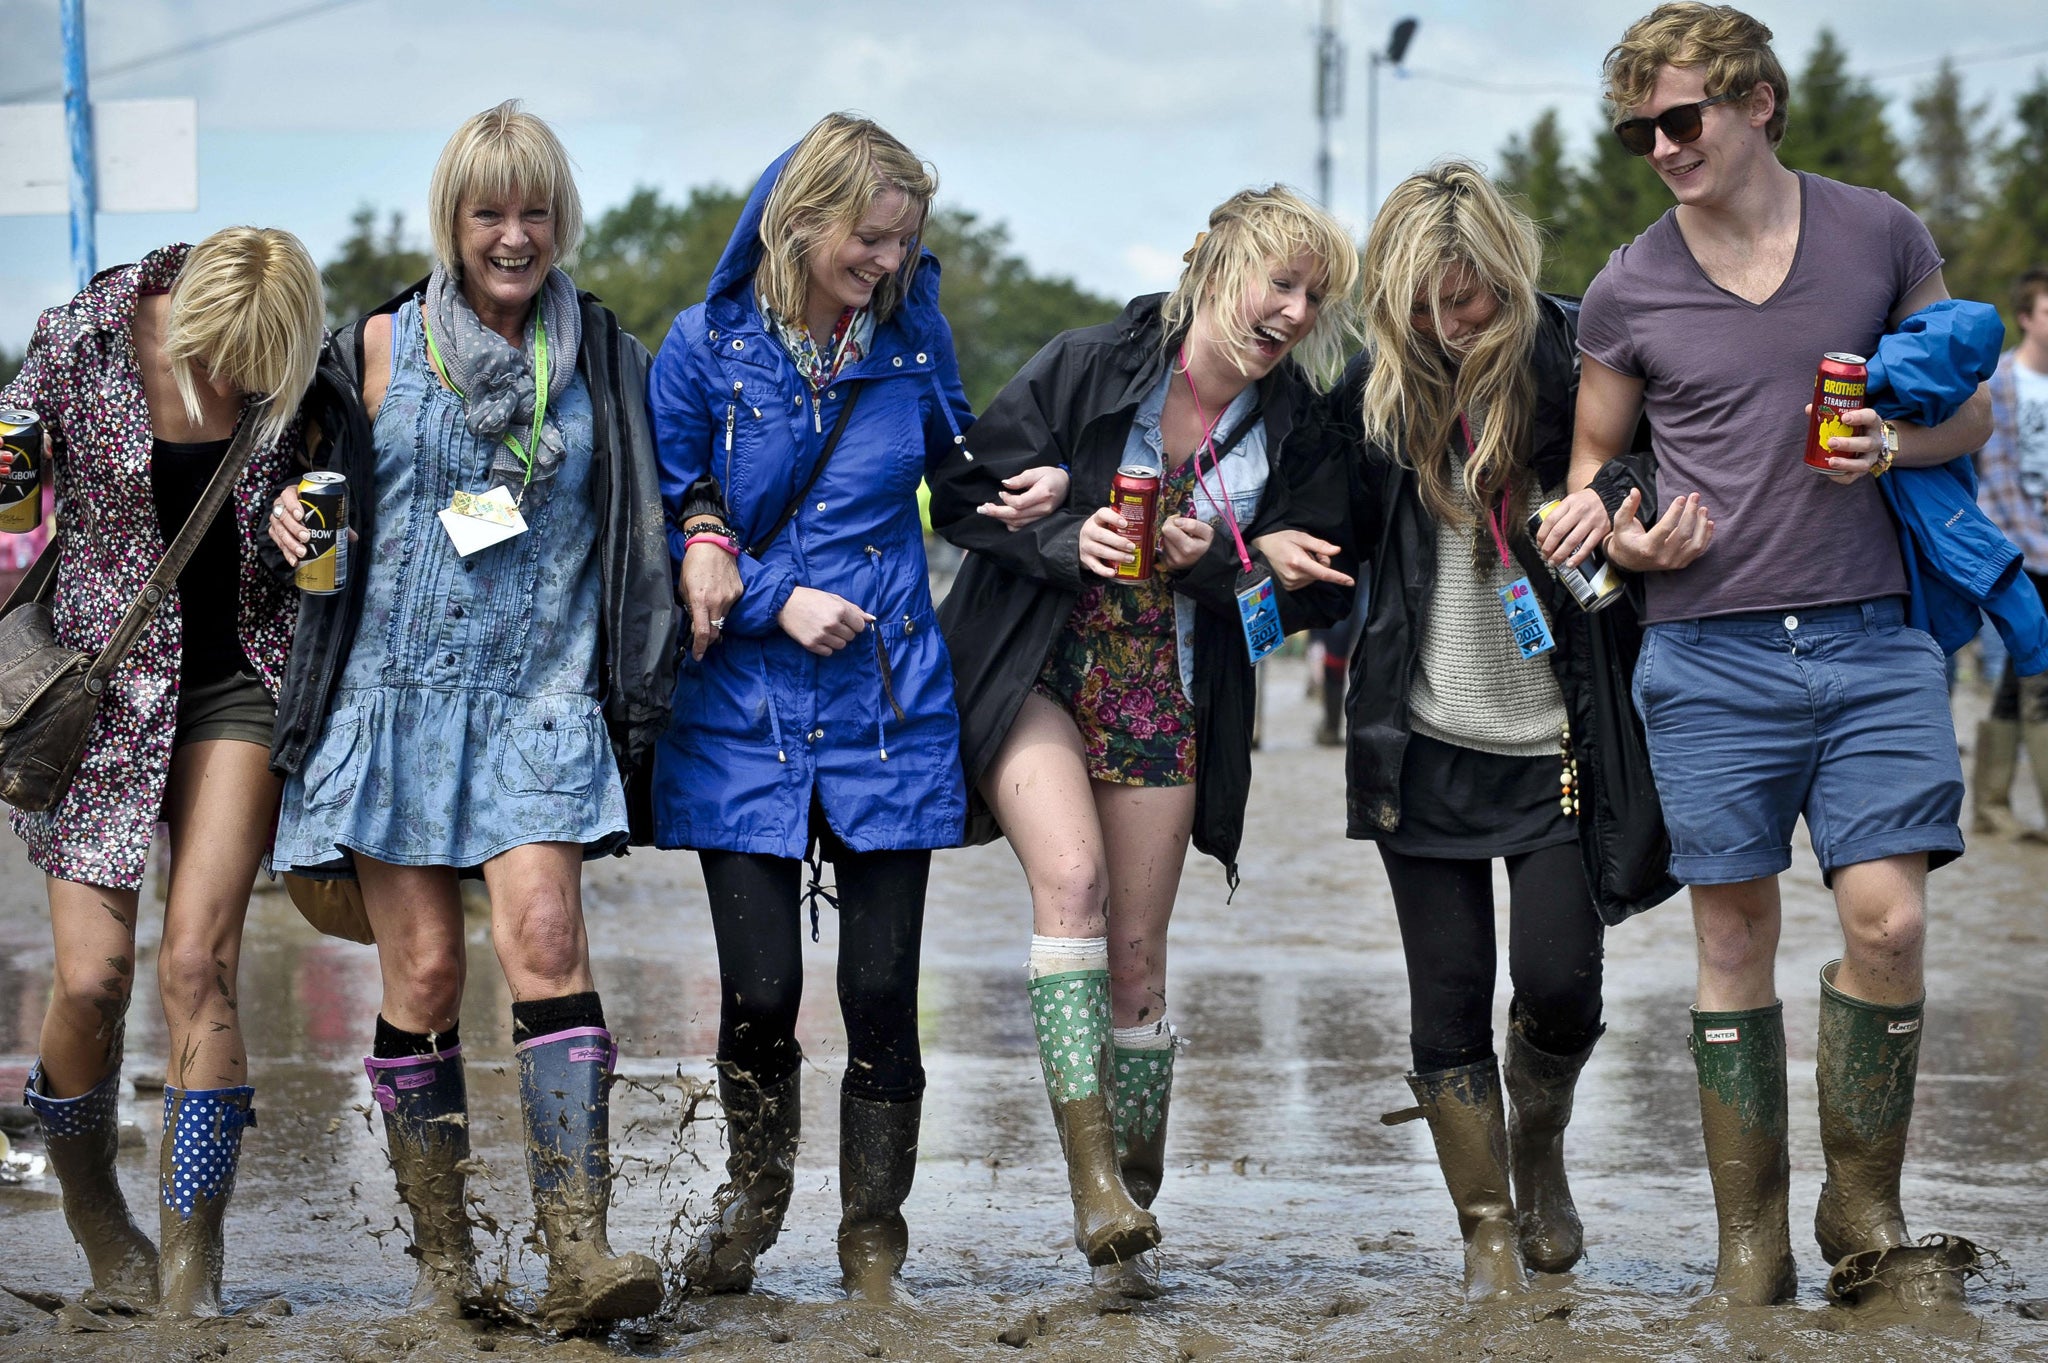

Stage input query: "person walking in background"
[
  {"left": 1540, "top": 2, "right": 1991, "bottom": 1310},
  {"left": 646, "top": 113, "right": 1064, "bottom": 1303},
  {"left": 1973, "top": 267, "right": 2048, "bottom": 841},
  {"left": 930, "top": 187, "right": 1358, "bottom": 1296},
  {"left": 5, "top": 228, "right": 323, "bottom": 1317},
  {"left": 267, "top": 102, "right": 673, "bottom": 1331}
]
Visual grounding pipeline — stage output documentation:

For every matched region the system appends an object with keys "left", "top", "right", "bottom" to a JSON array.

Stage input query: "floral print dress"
[{"left": 0, "top": 245, "right": 302, "bottom": 889}]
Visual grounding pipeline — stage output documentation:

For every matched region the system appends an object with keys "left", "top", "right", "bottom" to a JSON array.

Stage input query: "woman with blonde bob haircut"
[
  {"left": 3, "top": 226, "right": 323, "bottom": 1317},
  {"left": 1309, "top": 160, "right": 1670, "bottom": 1300},
  {"left": 931, "top": 185, "right": 1359, "bottom": 1296},
  {"left": 267, "top": 100, "right": 676, "bottom": 1330}
]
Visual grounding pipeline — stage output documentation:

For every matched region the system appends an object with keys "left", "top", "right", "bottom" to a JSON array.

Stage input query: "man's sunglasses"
[{"left": 1613, "top": 92, "right": 1737, "bottom": 156}]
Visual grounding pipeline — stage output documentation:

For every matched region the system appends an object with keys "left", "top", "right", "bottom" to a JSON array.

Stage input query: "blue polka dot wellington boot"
[
  {"left": 157, "top": 1084, "right": 255, "bottom": 1318},
  {"left": 22, "top": 1061, "right": 159, "bottom": 1312}
]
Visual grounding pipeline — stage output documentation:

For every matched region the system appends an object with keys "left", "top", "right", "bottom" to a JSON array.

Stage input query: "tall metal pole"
[
  {"left": 1314, "top": 0, "right": 1342, "bottom": 207},
  {"left": 60, "top": 0, "right": 96, "bottom": 288},
  {"left": 1367, "top": 53, "right": 1380, "bottom": 227}
]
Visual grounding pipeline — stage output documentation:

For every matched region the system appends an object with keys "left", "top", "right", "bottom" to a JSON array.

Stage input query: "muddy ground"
[{"left": 2, "top": 657, "right": 2047, "bottom": 1362}]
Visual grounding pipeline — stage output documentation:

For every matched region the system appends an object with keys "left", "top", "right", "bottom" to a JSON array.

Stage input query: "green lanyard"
[{"left": 419, "top": 309, "right": 550, "bottom": 487}]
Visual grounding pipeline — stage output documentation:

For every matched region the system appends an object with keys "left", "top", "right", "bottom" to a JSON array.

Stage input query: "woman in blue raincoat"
[{"left": 648, "top": 113, "right": 1062, "bottom": 1302}]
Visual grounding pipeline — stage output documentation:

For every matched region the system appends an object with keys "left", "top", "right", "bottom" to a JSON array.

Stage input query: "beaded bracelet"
[
  {"left": 681, "top": 517, "right": 734, "bottom": 538},
  {"left": 683, "top": 532, "right": 740, "bottom": 557}
]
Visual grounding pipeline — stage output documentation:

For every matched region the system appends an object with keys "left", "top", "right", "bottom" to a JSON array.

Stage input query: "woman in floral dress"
[
  {"left": 4, "top": 229, "right": 324, "bottom": 1317},
  {"left": 929, "top": 187, "right": 1359, "bottom": 1294}
]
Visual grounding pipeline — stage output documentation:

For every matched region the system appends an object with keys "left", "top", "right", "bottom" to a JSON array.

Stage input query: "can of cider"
[
  {"left": 1528, "top": 500, "right": 1624, "bottom": 613},
  {"left": 294, "top": 472, "right": 349, "bottom": 594},
  {"left": 0, "top": 408, "right": 45, "bottom": 533},
  {"left": 1110, "top": 466, "right": 1161, "bottom": 581},
  {"left": 1804, "top": 353, "right": 1868, "bottom": 472}
]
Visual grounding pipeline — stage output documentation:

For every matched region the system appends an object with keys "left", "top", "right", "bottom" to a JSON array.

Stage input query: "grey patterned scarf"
[{"left": 423, "top": 262, "right": 582, "bottom": 488}]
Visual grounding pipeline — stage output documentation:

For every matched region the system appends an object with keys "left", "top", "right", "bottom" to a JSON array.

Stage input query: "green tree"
[
  {"left": 575, "top": 184, "right": 748, "bottom": 349},
  {"left": 321, "top": 206, "right": 431, "bottom": 327},
  {"left": 1965, "top": 70, "right": 2048, "bottom": 331},
  {"left": 0, "top": 347, "right": 19, "bottom": 391},
  {"left": 1778, "top": 29, "right": 1908, "bottom": 199},
  {"left": 1499, "top": 109, "right": 1583, "bottom": 292},
  {"left": 1907, "top": 58, "right": 1993, "bottom": 261}
]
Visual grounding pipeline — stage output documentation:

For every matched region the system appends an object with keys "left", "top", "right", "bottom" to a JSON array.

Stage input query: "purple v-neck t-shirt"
[{"left": 1578, "top": 172, "right": 1941, "bottom": 623}]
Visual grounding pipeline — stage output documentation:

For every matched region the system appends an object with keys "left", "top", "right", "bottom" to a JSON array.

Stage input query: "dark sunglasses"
[{"left": 1613, "top": 92, "right": 1737, "bottom": 156}]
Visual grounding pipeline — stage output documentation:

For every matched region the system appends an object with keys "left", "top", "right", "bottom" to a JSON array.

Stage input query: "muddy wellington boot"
[
  {"left": 1691, "top": 1004, "right": 1797, "bottom": 1307},
  {"left": 2021, "top": 724, "right": 2048, "bottom": 845},
  {"left": 1813, "top": 962, "right": 1971, "bottom": 1311},
  {"left": 516, "top": 1028, "right": 661, "bottom": 1332},
  {"left": 836, "top": 1093, "right": 920, "bottom": 1302},
  {"left": 1028, "top": 967, "right": 1160, "bottom": 1267},
  {"left": 158, "top": 1084, "right": 255, "bottom": 1318},
  {"left": 682, "top": 1069, "right": 800, "bottom": 1294},
  {"left": 23, "top": 1062, "right": 158, "bottom": 1311},
  {"left": 1971, "top": 718, "right": 2022, "bottom": 836},
  {"left": 365, "top": 1046, "right": 479, "bottom": 1316},
  {"left": 1504, "top": 1026, "right": 1601, "bottom": 1274},
  {"left": 1095, "top": 1026, "right": 1176, "bottom": 1299},
  {"left": 1394, "top": 1061, "right": 1526, "bottom": 1301}
]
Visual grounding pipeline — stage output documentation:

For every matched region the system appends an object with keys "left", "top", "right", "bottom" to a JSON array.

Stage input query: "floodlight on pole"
[{"left": 1366, "top": 16, "right": 1420, "bottom": 227}]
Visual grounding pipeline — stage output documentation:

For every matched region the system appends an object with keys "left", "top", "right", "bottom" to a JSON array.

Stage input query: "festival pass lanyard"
[
  {"left": 1180, "top": 350, "right": 1283, "bottom": 666},
  {"left": 1468, "top": 412, "right": 1554, "bottom": 661},
  {"left": 420, "top": 310, "right": 549, "bottom": 554}
]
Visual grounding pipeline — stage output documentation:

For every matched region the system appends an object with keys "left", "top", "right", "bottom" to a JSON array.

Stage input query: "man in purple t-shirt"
[{"left": 1536, "top": 2, "right": 1991, "bottom": 1313}]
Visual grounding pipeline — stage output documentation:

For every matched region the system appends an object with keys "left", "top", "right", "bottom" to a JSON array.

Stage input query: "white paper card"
[{"left": 437, "top": 486, "right": 527, "bottom": 556}]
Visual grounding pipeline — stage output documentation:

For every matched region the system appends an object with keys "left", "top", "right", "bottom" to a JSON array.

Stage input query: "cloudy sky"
[{"left": 2, "top": 0, "right": 2045, "bottom": 342}]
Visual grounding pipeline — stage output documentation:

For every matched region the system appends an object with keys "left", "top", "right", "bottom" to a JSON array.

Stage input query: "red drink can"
[
  {"left": 1110, "top": 465, "right": 1160, "bottom": 581},
  {"left": 1804, "top": 353, "right": 1868, "bottom": 472}
]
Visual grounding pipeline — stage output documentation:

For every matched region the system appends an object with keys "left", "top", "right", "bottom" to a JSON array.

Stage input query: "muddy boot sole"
[
  {"left": 838, "top": 1216, "right": 910, "bottom": 1303},
  {"left": 1826, "top": 1235, "right": 1981, "bottom": 1313},
  {"left": 1079, "top": 1211, "right": 1162, "bottom": 1268},
  {"left": 1093, "top": 1252, "right": 1163, "bottom": 1301},
  {"left": 540, "top": 1249, "right": 662, "bottom": 1332}
]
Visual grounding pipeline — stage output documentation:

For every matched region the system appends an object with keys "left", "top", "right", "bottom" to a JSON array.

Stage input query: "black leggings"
[
  {"left": 1377, "top": 840, "right": 1604, "bottom": 1073},
  {"left": 698, "top": 838, "right": 930, "bottom": 1105}
]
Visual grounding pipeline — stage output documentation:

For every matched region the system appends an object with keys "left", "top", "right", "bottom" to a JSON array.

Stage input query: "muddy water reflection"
[{"left": 1, "top": 662, "right": 2045, "bottom": 1360}]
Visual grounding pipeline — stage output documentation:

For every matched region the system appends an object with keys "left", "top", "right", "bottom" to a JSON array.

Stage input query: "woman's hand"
[
  {"left": 1604, "top": 488, "right": 1713, "bottom": 573},
  {"left": 1534, "top": 487, "right": 1611, "bottom": 568},
  {"left": 777, "top": 586, "right": 872, "bottom": 656},
  {"left": 678, "top": 542, "right": 744, "bottom": 660},
  {"left": 1248, "top": 529, "right": 1353, "bottom": 592},
  {"left": 1079, "top": 505, "right": 1138, "bottom": 578},
  {"left": 268, "top": 483, "right": 310, "bottom": 566},
  {"left": 1157, "top": 515, "right": 1216, "bottom": 574},
  {"left": 976, "top": 464, "right": 1071, "bottom": 530}
]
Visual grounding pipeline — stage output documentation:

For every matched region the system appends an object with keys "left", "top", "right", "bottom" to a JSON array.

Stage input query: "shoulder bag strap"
[
  {"left": 87, "top": 405, "right": 270, "bottom": 685},
  {"left": 746, "top": 381, "right": 866, "bottom": 559},
  {"left": 1, "top": 530, "right": 64, "bottom": 616}
]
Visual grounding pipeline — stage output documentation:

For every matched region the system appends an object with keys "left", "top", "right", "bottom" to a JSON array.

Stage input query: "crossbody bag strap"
[
  {"left": 746, "top": 381, "right": 866, "bottom": 559},
  {"left": 87, "top": 405, "right": 270, "bottom": 684},
  {"left": 1, "top": 529, "right": 64, "bottom": 616}
]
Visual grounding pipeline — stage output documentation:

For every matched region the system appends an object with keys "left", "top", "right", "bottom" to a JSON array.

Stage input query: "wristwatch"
[{"left": 1873, "top": 421, "right": 1898, "bottom": 476}]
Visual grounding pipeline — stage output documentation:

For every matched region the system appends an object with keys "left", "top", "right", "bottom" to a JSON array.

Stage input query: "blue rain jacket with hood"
[{"left": 646, "top": 145, "right": 972, "bottom": 857}]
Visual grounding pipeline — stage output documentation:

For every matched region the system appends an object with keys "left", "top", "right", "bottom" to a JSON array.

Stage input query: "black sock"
[
  {"left": 373, "top": 1016, "right": 460, "bottom": 1059},
  {"left": 510, "top": 991, "right": 606, "bottom": 1046}
]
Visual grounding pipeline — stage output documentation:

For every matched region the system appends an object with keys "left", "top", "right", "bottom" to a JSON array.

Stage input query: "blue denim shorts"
[{"left": 1632, "top": 599, "right": 1963, "bottom": 885}]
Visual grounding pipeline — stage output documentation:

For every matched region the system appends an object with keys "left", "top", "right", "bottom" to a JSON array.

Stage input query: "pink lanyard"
[
  {"left": 1178, "top": 348, "right": 1255, "bottom": 574},
  {"left": 1461, "top": 411, "right": 1512, "bottom": 570}
]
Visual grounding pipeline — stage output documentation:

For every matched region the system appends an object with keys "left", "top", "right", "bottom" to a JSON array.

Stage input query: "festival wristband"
[{"left": 683, "top": 532, "right": 740, "bottom": 557}]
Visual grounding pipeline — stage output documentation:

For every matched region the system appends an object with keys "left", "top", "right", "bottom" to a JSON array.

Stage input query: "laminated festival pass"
[
  {"left": 1499, "top": 577, "right": 1555, "bottom": 660},
  {"left": 1238, "top": 566, "right": 1283, "bottom": 665},
  {"left": 438, "top": 485, "right": 528, "bottom": 556}
]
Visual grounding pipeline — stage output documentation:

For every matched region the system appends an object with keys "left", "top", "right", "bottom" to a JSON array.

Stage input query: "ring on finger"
[{"left": 710, "top": 617, "right": 725, "bottom": 631}]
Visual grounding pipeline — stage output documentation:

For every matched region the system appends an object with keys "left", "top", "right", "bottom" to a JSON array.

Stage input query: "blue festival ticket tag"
[
  {"left": 1499, "top": 577, "right": 1555, "bottom": 660},
  {"left": 1237, "top": 567, "right": 1283, "bottom": 665}
]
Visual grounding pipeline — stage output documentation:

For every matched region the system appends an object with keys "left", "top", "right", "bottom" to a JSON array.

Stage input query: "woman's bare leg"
[
  {"left": 980, "top": 694, "right": 1110, "bottom": 939},
  {"left": 1095, "top": 782, "right": 1196, "bottom": 1031}
]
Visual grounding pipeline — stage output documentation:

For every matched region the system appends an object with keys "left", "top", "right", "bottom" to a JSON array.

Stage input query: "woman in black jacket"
[
  {"left": 1310, "top": 162, "right": 1675, "bottom": 1302},
  {"left": 930, "top": 186, "right": 1358, "bottom": 1294}
]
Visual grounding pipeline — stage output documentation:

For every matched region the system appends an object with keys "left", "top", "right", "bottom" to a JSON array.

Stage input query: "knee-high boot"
[
  {"left": 1096, "top": 1032, "right": 1175, "bottom": 1298},
  {"left": 157, "top": 1085, "right": 255, "bottom": 1318},
  {"left": 516, "top": 1028, "right": 661, "bottom": 1332},
  {"left": 22, "top": 1063, "right": 157, "bottom": 1310},
  {"left": 836, "top": 1092, "right": 919, "bottom": 1302},
  {"left": 1504, "top": 1026, "right": 1601, "bottom": 1274},
  {"left": 365, "top": 1046, "right": 478, "bottom": 1315},
  {"left": 1691, "top": 1003, "right": 1796, "bottom": 1307},
  {"left": 682, "top": 1068, "right": 801, "bottom": 1294},
  {"left": 1397, "top": 1061, "right": 1526, "bottom": 1301},
  {"left": 1027, "top": 968, "right": 1159, "bottom": 1267}
]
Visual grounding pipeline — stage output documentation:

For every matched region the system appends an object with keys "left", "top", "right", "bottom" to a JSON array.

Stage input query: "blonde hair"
[
  {"left": 1604, "top": 3, "right": 1789, "bottom": 146},
  {"left": 1356, "top": 161, "right": 1543, "bottom": 554},
  {"left": 755, "top": 113, "right": 937, "bottom": 329},
  {"left": 164, "top": 227, "right": 325, "bottom": 448},
  {"left": 1161, "top": 185, "right": 1360, "bottom": 388},
  {"left": 427, "top": 100, "right": 584, "bottom": 273}
]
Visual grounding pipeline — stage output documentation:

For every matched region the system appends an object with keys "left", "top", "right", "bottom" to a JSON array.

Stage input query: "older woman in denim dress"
[{"left": 267, "top": 101, "right": 680, "bottom": 1332}]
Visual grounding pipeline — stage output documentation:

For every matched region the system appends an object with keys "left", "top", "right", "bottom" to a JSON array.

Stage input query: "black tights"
[
  {"left": 698, "top": 839, "right": 930, "bottom": 1105},
  {"left": 1377, "top": 840, "right": 1604, "bottom": 1074}
]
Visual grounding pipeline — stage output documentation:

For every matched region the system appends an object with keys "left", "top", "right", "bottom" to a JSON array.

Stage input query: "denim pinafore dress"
[{"left": 272, "top": 299, "right": 628, "bottom": 871}]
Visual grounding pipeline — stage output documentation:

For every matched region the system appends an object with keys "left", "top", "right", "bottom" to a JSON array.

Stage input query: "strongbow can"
[
  {"left": 1805, "top": 353, "right": 1868, "bottom": 472},
  {"left": 1110, "top": 465, "right": 1161, "bottom": 582},
  {"left": 0, "top": 408, "right": 44, "bottom": 533},
  {"left": 294, "top": 472, "right": 349, "bottom": 594},
  {"left": 1528, "top": 500, "right": 1624, "bottom": 613}
]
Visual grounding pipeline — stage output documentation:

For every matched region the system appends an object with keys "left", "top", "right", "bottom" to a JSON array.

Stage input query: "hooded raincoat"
[{"left": 646, "top": 148, "right": 972, "bottom": 858}]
